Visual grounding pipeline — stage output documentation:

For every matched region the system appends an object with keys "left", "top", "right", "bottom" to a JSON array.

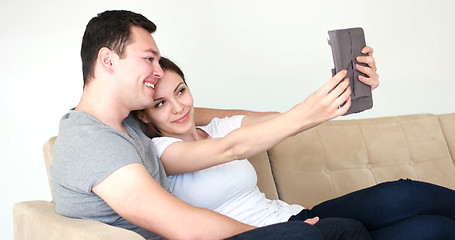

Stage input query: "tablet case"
[{"left": 328, "top": 27, "right": 373, "bottom": 115}]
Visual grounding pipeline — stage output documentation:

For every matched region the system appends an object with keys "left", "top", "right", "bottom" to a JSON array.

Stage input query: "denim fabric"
[
  {"left": 226, "top": 217, "right": 372, "bottom": 240},
  {"left": 292, "top": 179, "right": 455, "bottom": 239},
  {"left": 370, "top": 215, "right": 455, "bottom": 240},
  {"left": 224, "top": 221, "right": 323, "bottom": 240},
  {"left": 315, "top": 218, "right": 373, "bottom": 240}
]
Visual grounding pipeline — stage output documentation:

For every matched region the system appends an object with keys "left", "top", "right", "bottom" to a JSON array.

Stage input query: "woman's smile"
[{"left": 172, "top": 111, "right": 190, "bottom": 124}]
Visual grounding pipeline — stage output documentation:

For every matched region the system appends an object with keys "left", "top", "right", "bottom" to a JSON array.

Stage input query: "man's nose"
[{"left": 153, "top": 63, "right": 164, "bottom": 78}]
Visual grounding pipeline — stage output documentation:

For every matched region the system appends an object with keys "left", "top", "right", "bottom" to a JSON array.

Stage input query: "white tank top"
[{"left": 153, "top": 115, "right": 304, "bottom": 227}]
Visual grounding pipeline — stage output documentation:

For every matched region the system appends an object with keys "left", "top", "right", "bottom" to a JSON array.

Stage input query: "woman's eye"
[
  {"left": 154, "top": 101, "right": 164, "bottom": 108},
  {"left": 146, "top": 57, "right": 153, "bottom": 62},
  {"left": 177, "top": 87, "right": 186, "bottom": 95}
]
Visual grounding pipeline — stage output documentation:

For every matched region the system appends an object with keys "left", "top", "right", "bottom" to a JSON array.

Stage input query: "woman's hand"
[
  {"left": 356, "top": 46, "right": 379, "bottom": 90},
  {"left": 290, "top": 69, "right": 351, "bottom": 132}
]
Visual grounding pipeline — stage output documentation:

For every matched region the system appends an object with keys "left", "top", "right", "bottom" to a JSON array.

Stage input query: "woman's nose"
[{"left": 171, "top": 101, "right": 183, "bottom": 114}]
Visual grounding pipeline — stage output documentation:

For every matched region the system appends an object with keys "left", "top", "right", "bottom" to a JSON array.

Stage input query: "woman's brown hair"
[{"left": 133, "top": 56, "right": 186, "bottom": 138}]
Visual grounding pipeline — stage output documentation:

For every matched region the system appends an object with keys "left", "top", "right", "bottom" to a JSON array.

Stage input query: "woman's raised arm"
[{"left": 161, "top": 70, "right": 351, "bottom": 175}]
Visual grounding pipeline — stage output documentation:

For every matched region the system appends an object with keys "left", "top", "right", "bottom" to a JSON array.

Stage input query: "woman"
[{"left": 135, "top": 56, "right": 455, "bottom": 240}]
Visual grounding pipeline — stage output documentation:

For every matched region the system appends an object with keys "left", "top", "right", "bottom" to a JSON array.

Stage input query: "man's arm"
[
  {"left": 92, "top": 163, "right": 255, "bottom": 240},
  {"left": 194, "top": 107, "right": 278, "bottom": 126}
]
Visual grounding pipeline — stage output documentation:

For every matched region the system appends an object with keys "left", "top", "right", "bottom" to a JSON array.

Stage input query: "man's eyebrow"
[{"left": 145, "top": 49, "right": 159, "bottom": 56}]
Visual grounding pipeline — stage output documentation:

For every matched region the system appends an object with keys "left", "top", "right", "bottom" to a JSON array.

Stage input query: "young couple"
[{"left": 51, "top": 10, "right": 455, "bottom": 240}]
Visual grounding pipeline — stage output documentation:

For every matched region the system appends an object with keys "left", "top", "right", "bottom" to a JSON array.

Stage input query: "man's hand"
[
  {"left": 356, "top": 46, "right": 379, "bottom": 90},
  {"left": 304, "top": 216, "right": 320, "bottom": 225}
]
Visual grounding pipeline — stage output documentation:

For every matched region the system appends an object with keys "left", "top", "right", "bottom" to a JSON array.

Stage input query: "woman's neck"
[
  {"left": 168, "top": 126, "right": 210, "bottom": 142},
  {"left": 196, "top": 128, "right": 210, "bottom": 140}
]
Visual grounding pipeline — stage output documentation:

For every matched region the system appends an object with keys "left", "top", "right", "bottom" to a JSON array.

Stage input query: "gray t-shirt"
[{"left": 51, "top": 110, "right": 168, "bottom": 240}]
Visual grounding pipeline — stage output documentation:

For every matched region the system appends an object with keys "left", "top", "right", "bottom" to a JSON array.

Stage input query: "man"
[{"left": 51, "top": 10, "right": 372, "bottom": 240}]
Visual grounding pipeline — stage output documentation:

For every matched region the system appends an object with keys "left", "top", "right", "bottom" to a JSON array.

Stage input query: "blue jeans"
[
  {"left": 225, "top": 221, "right": 324, "bottom": 240},
  {"left": 291, "top": 179, "right": 455, "bottom": 239},
  {"left": 225, "top": 218, "right": 372, "bottom": 240}
]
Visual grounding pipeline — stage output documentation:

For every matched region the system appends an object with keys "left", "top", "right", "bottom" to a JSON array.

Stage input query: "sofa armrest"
[{"left": 13, "top": 201, "right": 145, "bottom": 240}]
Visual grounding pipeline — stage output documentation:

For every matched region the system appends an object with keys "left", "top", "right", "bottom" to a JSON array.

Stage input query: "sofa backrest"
[
  {"left": 43, "top": 136, "right": 57, "bottom": 201},
  {"left": 439, "top": 113, "right": 455, "bottom": 165},
  {"left": 249, "top": 113, "right": 455, "bottom": 209},
  {"left": 44, "top": 113, "right": 455, "bottom": 210}
]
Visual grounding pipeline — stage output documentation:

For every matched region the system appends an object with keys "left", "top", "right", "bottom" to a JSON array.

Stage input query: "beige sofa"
[{"left": 14, "top": 113, "right": 455, "bottom": 240}]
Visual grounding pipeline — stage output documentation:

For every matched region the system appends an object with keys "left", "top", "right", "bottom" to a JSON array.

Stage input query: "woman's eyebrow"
[
  {"left": 174, "top": 82, "right": 185, "bottom": 92},
  {"left": 153, "top": 82, "right": 185, "bottom": 102}
]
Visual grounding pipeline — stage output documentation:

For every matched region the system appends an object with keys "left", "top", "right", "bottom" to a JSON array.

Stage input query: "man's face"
[{"left": 113, "top": 26, "right": 164, "bottom": 111}]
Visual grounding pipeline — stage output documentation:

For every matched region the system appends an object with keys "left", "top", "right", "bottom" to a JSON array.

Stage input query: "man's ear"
[{"left": 98, "top": 47, "right": 114, "bottom": 72}]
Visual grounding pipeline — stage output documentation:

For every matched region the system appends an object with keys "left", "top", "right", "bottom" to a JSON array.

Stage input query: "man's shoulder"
[
  {"left": 52, "top": 111, "right": 148, "bottom": 181},
  {"left": 56, "top": 112, "right": 101, "bottom": 142},
  {"left": 54, "top": 111, "right": 141, "bottom": 158},
  {"left": 58, "top": 110, "right": 110, "bottom": 133}
]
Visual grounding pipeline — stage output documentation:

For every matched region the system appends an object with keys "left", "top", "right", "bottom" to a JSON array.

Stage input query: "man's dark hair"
[{"left": 81, "top": 10, "right": 157, "bottom": 86}]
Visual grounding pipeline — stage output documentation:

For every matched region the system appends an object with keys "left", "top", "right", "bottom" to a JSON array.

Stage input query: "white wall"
[{"left": 1, "top": 0, "right": 454, "bottom": 238}]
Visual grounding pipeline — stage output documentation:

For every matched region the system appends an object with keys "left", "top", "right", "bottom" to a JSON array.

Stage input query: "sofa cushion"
[
  {"left": 267, "top": 114, "right": 455, "bottom": 209},
  {"left": 43, "top": 136, "right": 57, "bottom": 201},
  {"left": 439, "top": 113, "right": 455, "bottom": 166},
  {"left": 248, "top": 151, "right": 279, "bottom": 200}
]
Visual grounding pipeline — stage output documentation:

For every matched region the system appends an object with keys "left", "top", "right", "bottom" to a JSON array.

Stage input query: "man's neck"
[{"left": 75, "top": 85, "right": 131, "bottom": 134}]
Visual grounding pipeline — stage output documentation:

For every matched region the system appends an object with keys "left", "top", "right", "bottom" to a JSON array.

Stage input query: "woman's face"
[{"left": 140, "top": 70, "right": 195, "bottom": 138}]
